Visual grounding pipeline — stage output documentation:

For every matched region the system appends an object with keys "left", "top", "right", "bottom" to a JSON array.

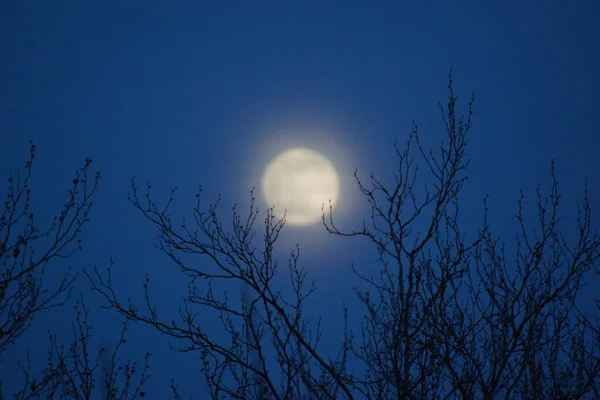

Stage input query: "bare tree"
[
  {"left": 88, "top": 72, "right": 600, "bottom": 399},
  {"left": 88, "top": 194, "right": 353, "bottom": 399},
  {"left": 12, "top": 297, "right": 150, "bottom": 400},
  {"left": 440, "top": 164, "right": 600, "bottom": 399},
  {"left": 0, "top": 142, "right": 99, "bottom": 356},
  {"left": 0, "top": 141, "right": 152, "bottom": 399},
  {"left": 323, "top": 73, "right": 600, "bottom": 398},
  {"left": 322, "top": 72, "right": 483, "bottom": 399}
]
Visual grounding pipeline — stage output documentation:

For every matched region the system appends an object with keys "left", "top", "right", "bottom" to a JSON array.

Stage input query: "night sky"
[{"left": 1, "top": 1, "right": 599, "bottom": 397}]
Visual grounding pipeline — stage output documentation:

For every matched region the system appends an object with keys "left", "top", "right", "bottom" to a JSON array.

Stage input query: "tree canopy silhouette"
[
  {"left": 87, "top": 73, "right": 600, "bottom": 399},
  {"left": 2, "top": 73, "right": 599, "bottom": 399}
]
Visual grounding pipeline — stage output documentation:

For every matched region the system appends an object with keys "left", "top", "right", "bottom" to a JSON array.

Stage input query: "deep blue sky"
[{"left": 1, "top": 1, "right": 599, "bottom": 397}]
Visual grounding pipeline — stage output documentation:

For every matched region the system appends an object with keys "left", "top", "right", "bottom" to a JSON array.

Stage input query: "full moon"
[{"left": 262, "top": 148, "right": 340, "bottom": 226}]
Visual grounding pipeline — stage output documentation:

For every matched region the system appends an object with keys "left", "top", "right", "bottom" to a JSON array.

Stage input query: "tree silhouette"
[
  {"left": 0, "top": 144, "right": 150, "bottom": 399},
  {"left": 0, "top": 142, "right": 99, "bottom": 357},
  {"left": 10, "top": 298, "right": 150, "bottom": 400},
  {"left": 16, "top": 72, "right": 596, "bottom": 399}
]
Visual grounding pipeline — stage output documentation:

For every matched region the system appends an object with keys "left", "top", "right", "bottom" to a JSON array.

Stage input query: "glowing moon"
[{"left": 262, "top": 148, "right": 340, "bottom": 226}]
